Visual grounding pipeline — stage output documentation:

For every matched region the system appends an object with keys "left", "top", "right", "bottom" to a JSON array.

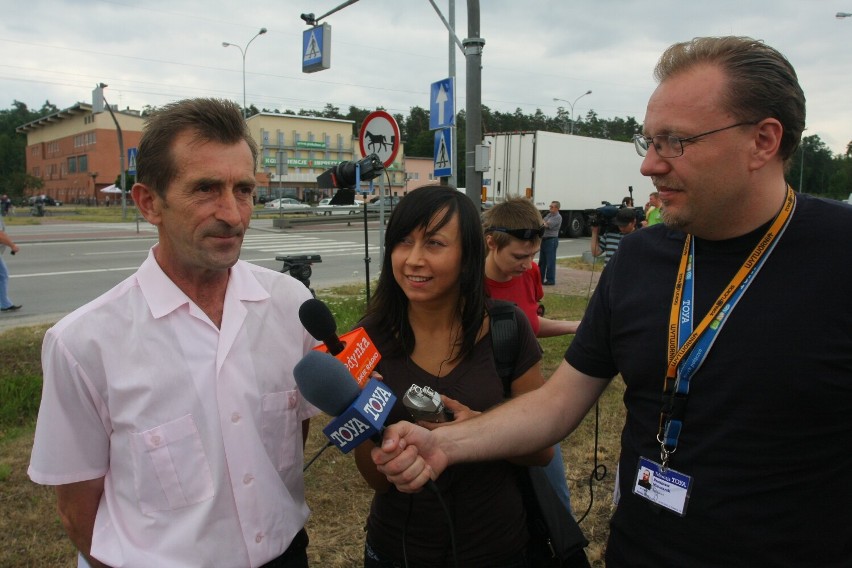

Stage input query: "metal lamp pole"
[
  {"left": 223, "top": 27, "right": 267, "bottom": 119},
  {"left": 553, "top": 90, "right": 592, "bottom": 135},
  {"left": 97, "top": 83, "right": 127, "bottom": 219}
]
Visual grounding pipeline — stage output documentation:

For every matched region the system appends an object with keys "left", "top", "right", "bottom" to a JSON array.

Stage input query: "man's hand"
[{"left": 371, "top": 421, "right": 449, "bottom": 493}]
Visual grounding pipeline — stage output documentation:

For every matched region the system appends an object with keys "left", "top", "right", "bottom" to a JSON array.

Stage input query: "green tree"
[
  {"left": 786, "top": 134, "right": 834, "bottom": 196},
  {"left": 0, "top": 100, "right": 57, "bottom": 199}
]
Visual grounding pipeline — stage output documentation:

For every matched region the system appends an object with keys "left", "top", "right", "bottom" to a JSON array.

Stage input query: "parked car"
[
  {"left": 264, "top": 198, "right": 311, "bottom": 212},
  {"left": 315, "top": 197, "right": 364, "bottom": 216},
  {"left": 28, "top": 195, "right": 62, "bottom": 206},
  {"left": 366, "top": 195, "right": 402, "bottom": 212}
]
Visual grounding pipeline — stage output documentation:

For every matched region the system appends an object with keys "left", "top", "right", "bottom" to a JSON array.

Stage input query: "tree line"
[{"left": 3, "top": 100, "right": 851, "bottom": 201}]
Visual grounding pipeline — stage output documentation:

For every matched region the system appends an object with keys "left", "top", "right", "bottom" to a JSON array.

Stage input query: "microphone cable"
[
  {"left": 400, "top": 480, "right": 459, "bottom": 568},
  {"left": 575, "top": 252, "right": 608, "bottom": 525},
  {"left": 302, "top": 441, "right": 333, "bottom": 473}
]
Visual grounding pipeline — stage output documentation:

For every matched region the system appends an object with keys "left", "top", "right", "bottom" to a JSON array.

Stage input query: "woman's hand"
[{"left": 418, "top": 395, "right": 480, "bottom": 430}]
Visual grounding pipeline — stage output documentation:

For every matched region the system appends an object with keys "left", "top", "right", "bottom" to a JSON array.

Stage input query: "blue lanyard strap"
[{"left": 657, "top": 187, "right": 796, "bottom": 468}]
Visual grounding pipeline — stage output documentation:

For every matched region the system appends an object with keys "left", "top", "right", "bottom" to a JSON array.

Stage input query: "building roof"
[{"left": 15, "top": 102, "right": 142, "bottom": 133}]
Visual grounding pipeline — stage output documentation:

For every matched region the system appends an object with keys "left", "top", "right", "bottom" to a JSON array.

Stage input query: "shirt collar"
[{"left": 136, "top": 246, "right": 270, "bottom": 320}]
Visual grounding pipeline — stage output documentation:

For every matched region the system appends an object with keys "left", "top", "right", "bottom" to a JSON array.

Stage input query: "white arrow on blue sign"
[
  {"left": 433, "top": 128, "right": 453, "bottom": 178},
  {"left": 429, "top": 78, "right": 455, "bottom": 130}
]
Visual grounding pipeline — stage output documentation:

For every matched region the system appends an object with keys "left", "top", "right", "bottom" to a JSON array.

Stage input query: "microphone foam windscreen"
[
  {"left": 294, "top": 351, "right": 361, "bottom": 416},
  {"left": 298, "top": 298, "right": 338, "bottom": 342}
]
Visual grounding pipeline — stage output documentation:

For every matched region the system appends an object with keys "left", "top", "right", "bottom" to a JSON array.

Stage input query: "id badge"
[{"left": 632, "top": 457, "right": 693, "bottom": 516}]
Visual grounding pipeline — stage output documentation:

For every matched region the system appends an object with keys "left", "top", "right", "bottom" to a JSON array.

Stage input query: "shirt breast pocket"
[
  {"left": 261, "top": 390, "right": 301, "bottom": 471},
  {"left": 129, "top": 414, "right": 215, "bottom": 515}
]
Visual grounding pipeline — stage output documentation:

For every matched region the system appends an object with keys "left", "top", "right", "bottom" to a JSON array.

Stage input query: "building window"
[
  {"left": 33, "top": 166, "right": 40, "bottom": 177},
  {"left": 68, "top": 157, "right": 77, "bottom": 173},
  {"left": 78, "top": 155, "right": 88, "bottom": 172}
]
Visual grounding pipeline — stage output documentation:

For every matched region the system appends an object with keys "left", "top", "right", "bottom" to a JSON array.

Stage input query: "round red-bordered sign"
[{"left": 359, "top": 110, "right": 400, "bottom": 168}]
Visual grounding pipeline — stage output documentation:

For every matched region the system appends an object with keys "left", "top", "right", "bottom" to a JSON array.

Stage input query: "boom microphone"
[
  {"left": 294, "top": 351, "right": 396, "bottom": 453},
  {"left": 298, "top": 298, "right": 381, "bottom": 388}
]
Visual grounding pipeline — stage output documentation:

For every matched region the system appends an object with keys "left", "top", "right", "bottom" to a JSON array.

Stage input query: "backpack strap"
[{"left": 488, "top": 299, "right": 520, "bottom": 397}]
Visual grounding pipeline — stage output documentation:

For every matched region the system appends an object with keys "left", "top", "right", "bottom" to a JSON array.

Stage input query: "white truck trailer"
[{"left": 482, "top": 130, "right": 654, "bottom": 237}]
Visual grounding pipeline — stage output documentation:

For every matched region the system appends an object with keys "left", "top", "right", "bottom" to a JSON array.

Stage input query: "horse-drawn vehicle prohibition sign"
[{"left": 359, "top": 110, "right": 400, "bottom": 168}]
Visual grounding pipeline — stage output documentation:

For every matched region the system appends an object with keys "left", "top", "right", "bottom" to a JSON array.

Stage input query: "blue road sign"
[
  {"left": 434, "top": 128, "right": 453, "bottom": 178},
  {"left": 303, "top": 24, "right": 331, "bottom": 73},
  {"left": 429, "top": 78, "right": 455, "bottom": 130},
  {"left": 127, "top": 148, "right": 138, "bottom": 176}
]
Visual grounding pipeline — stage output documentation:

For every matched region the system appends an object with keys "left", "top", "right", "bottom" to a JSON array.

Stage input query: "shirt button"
[
  {"left": 243, "top": 474, "right": 254, "bottom": 485},
  {"left": 255, "top": 532, "right": 264, "bottom": 543},
  {"left": 231, "top": 412, "right": 241, "bottom": 423},
  {"left": 150, "top": 435, "right": 161, "bottom": 446}
]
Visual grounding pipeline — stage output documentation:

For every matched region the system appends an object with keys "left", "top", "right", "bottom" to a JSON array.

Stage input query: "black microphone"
[
  {"left": 294, "top": 351, "right": 396, "bottom": 453},
  {"left": 299, "top": 298, "right": 345, "bottom": 355}
]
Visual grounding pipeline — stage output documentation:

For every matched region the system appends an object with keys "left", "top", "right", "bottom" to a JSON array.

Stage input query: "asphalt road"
[{"left": 1, "top": 218, "right": 590, "bottom": 332}]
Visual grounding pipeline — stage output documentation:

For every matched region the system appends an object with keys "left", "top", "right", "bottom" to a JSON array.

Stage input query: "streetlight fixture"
[
  {"left": 836, "top": 12, "right": 852, "bottom": 18},
  {"left": 553, "top": 90, "right": 592, "bottom": 135},
  {"left": 222, "top": 27, "right": 268, "bottom": 118}
]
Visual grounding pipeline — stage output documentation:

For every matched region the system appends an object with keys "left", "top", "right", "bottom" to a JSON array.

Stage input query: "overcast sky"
[{"left": 2, "top": 0, "right": 850, "bottom": 154}]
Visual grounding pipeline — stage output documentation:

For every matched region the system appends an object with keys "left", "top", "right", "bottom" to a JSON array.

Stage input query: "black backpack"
[{"left": 488, "top": 300, "right": 591, "bottom": 568}]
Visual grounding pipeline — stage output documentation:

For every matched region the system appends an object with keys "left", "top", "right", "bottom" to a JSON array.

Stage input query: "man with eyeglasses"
[
  {"left": 537, "top": 201, "right": 562, "bottom": 285},
  {"left": 372, "top": 37, "right": 852, "bottom": 568}
]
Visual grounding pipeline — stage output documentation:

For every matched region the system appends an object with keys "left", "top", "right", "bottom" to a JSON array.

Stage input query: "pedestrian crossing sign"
[
  {"left": 303, "top": 24, "right": 331, "bottom": 73},
  {"left": 434, "top": 128, "right": 453, "bottom": 178}
]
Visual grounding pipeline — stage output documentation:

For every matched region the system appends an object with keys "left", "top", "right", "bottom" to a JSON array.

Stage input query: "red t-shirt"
[{"left": 485, "top": 262, "right": 543, "bottom": 335}]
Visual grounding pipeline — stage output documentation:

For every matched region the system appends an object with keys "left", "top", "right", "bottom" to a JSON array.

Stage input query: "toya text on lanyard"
[{"left": 657, "top": 186, "right": 796, "bottom": 470}]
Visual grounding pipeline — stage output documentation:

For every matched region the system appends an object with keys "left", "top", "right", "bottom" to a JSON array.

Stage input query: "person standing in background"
[
  {"left": 0, "top": 214, "right": 21, "bottom": 312},
  {"left": 538, "top": 201, "right": 562, "bottom": 285},
  {"left": 643, "top": 191, "right": 662, "bottom": 226},
  {"left": 590, "top": 207, "right": 637, "bottom": 266}
]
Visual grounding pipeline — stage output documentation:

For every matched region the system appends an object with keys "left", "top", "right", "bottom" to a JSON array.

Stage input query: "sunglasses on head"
[{"left": 487, "top": 226, "right": 545, "bottom": 240}]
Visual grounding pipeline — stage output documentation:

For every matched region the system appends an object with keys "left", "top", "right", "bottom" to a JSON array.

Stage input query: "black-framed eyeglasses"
[
  {"left": 486, "top": 226, "right": 545, "bottom": 240},
  {"left": 633, "top": 122, "right": 758, "bottom": 158}
]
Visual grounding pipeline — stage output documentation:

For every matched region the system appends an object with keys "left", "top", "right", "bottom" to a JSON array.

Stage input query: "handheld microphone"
[
  {"left": 298, "top": 298, "right": 381, "bottom": 388},
  {"left": 294, "top": 351, "right": 396, "bottom": 453},
  {"left": 402, "top": 384, "right": 454, "bottom": 423},
  {"left": 299, "top": 298, "right": 345, "bottom": 355}
]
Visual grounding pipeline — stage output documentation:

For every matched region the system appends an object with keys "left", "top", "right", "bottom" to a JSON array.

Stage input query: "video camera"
[
  {"left": 276, "top": 254, "right": 322, "bottom": 293},
  {"left": 316, "top": 153, "right": 384, "bottom": 191},
  {"left": 585, "top": 202, "right": 645, "bottom": 232}
]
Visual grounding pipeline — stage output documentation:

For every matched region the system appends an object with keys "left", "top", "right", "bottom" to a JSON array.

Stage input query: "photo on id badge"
[{"left": 632, "top": 457, "right": 692, "bottom": 516}]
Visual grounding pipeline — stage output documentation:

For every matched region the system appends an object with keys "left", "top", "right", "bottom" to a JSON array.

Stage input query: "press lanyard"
[{"left": 657, "top": 186, "right": 796, "bottom": 468}]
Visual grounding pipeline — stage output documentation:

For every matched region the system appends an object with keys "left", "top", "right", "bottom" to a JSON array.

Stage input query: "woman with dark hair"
[{"left": 353, "top": 185, "right": 552, "bottom": 568}]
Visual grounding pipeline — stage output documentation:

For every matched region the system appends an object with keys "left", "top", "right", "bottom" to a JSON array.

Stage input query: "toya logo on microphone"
[
  {"left": 313, "top": 328, "right": 381, "bottom": 388},
  {"left": 323, "top": 378, "right": 397, "bottom": 453}
]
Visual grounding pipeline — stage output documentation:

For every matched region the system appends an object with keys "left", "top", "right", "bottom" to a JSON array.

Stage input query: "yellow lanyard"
[{"left": 658, "top": 186, "right": 796, "bottom": 465}]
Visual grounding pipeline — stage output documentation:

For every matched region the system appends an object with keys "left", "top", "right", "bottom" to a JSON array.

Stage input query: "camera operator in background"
[{"left": 590, "top": 207, "right": 637, "bottom": 266}]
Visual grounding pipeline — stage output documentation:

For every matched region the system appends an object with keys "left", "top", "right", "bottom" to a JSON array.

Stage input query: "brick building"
[{"left": 16, "top": 103, "right": 145, "bottom": 205}]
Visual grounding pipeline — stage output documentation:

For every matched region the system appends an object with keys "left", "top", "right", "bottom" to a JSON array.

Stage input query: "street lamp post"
[
  {"left": 222, "top": 27, "right": 268, "bottom": 119},
  {"left": 553, "top": 90, "right": 592, "bottom": 135},
  {"left": 97, "top": 84, "right": 127, "bottom": 219}
]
